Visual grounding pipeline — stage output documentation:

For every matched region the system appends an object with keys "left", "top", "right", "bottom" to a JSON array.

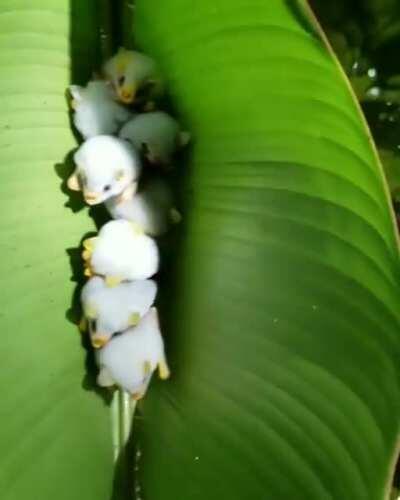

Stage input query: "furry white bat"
[
  {"left": 103, "top": 47, "right": 162, "bottom": 105},
  {"left": 105, "top": 177, "right": 181, "bottom": 237},
  {"left": 82, "top": 220, "right": 159, "bottom": 285},
  {"left": 69, "top": 80, "right": 132, "bottom": 139},
  {"left": 67, "top": 134, "right": 179, "bottom": 235},
  {"left": 81, "top": 276, "right": 157, "bottom": 348},
  {"left": 96, "top": 307, "right": 170, "bottom": 400},
  {"left": 119, "top": 111, "right": 190, "bottom": 165},
  {"left": 67, "top": 135, "right": 141, "bottom": 205}
]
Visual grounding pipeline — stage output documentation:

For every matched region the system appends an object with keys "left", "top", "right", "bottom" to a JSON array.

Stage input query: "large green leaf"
[
  {"left": 0, "top": 2, "right": 114, "bottom": 499},
  {"left": 132, "top": 1, "right": 400, "bottom": 499},
  {"left": 1, "top": 1, "right": 400, "bottom": 499}
]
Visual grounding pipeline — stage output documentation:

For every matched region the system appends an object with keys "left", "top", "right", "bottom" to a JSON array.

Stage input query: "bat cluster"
[{"left": 67, "top": 48, "right": 190, "bottom": 400}]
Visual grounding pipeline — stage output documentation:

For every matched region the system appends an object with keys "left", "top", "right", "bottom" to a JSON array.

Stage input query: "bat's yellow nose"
[
  {"left": 84, "top": 191, "right": 100, "bottom": 205},
  {"left": 92, "top": 335, "right": 109, "bottom": 349},
  {"left": 118, "top": 86, "right": 135, "bottom": 104}
]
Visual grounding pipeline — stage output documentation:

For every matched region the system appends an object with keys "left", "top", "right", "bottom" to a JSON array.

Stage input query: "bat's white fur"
[
  {"left": 103, "top": 48, "right": 160, "bottom": 104},
  {"left": 71, "top": 135, "right": 141, "bottom": 205},
  {"left": 81, "top": 276, "right": 157, "bottom": 345},
  {"left": 96, "top": 308, "right": 169, "bottom": 397},
  {"left": 119, "top": 111, "right": 189, "bottom": 164},
  {"left": 105, "top": 177, "right": 175, "bottom": 236},
  {"left": 90, "top": 220, "right": 159, "bottom": 281},
  {"left": 69, "top": 81, "right": 132, "bottom": 139}
]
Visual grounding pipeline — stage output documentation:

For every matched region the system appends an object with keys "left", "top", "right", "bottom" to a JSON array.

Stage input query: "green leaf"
[
  {"left": 0, "top": 2, "right": 114, "bottom": 499},
  {"left": 1, "top": 1, "right": 400, "bottom": 499},
  {"left": 132, "top": 1, "right": 400, "bottom": 499}
]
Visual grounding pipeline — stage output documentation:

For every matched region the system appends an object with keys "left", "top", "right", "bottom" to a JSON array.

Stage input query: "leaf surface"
[
  {"left": 132, "top": 1, "right": 400, "bottom": 499},
  {"left": 0, "top": 2, "right": 114, "bottom": 499}
]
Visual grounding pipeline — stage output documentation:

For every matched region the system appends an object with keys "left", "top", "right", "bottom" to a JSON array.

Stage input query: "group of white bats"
[{"left": 67, "top": 47, "right": 190, "bottom": 400}]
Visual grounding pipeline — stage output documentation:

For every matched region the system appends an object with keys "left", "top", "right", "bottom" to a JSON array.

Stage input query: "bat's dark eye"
[
  {"left": 118, "top": 75, "right": 125, "bottom": 86},
  {"left": 89, "top": 319, "right": 96, "bottom": 331},
  {"left": 104, "top": 184, "right": 111, "bottom": 192}
]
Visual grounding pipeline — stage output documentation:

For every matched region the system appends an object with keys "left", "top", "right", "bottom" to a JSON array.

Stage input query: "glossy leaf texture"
[
  {"left": 0, "top": 2, "right": 114, "bottom": 499},
  {"left": 133, "top": 1, "right": 400, "bottom": 499}
]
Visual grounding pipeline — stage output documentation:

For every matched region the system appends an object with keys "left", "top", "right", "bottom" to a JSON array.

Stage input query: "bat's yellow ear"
[
  {"left": 67, "top": 172, "right": 81, "bottom": 191},
  {"left": 84, "top": 266, "right": 94, "bottom": 277},
  {"left": 68, "top": 85, "right": 83, "bottom": 110},
  {"left": 129, "top": 312, "right": 141, "bottom": 326},
  {"left": 83, "top": 237, "right": 97, "bottom": 251},
  {"left": 158, "top": 360, "right": 171, "bottom": 380},
  {"left": 82, "top": 249, "right": 92, "bottom": 261},
  {"left": 105, "top": 276, "right": 122, "bottom": 287}
]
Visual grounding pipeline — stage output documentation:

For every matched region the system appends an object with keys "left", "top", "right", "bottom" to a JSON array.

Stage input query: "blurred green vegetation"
[{"left": 311, "top": 0, "right": 400, "bottom": 210}]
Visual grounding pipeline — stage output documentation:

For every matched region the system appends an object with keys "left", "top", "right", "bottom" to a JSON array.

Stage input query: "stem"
[
  {"left": 111, "top": 390, "right": 136, "bottom": 461},
  {"left": 119, "top": 390, "right": 135, "bottom": 452}
]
